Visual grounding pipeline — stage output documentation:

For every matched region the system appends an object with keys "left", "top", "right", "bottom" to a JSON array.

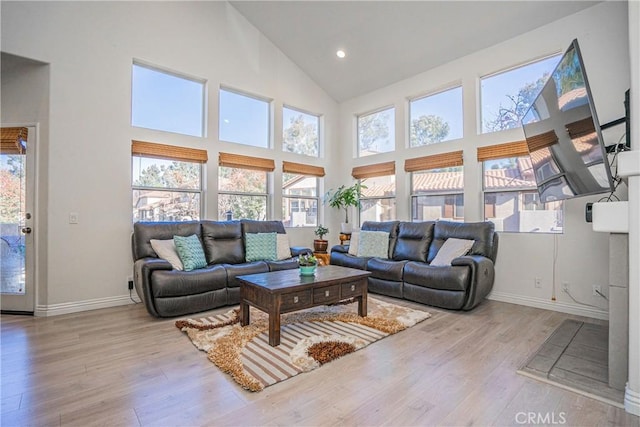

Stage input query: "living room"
[{"left": 1, "top": 1, "right": 639, "bottom": 425}]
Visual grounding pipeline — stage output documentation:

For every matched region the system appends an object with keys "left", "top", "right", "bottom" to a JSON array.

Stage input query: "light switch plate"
[{"left": 69, "top": 212, "right": 79, "bottom": 224}]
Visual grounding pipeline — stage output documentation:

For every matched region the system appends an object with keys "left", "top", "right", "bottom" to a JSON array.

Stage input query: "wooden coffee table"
[{"left": 237, "top": 265, "right": 371, "bottom": 346}]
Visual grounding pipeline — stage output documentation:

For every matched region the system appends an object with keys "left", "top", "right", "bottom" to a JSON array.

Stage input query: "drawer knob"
[
  {"left": 351, "top": 285, "right": 355, "bottom": 291},
  {"left": 293, "top": 296, "right": 299, "bottom": 303},
  {"left": 325, "top": 290, "right": 330, "bottom": 297}
]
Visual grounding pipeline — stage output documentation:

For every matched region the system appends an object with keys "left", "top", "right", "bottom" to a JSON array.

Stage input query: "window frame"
[
  {"left": 358, "top": 174, "right": 397, "bottom": 224},
  {"left": 282, "top": 173, "right": 320, "bottom": 227},
  {"left": 131, "top": 61, "right": 206, "bottom": 138},
  {"left": 217, "top": 165, "right": 270, "bottom": 221},
  {"left": 282, "top": 105, "right": 321, "bottom": 157},
  {"left": 218, "top": 86, "right": 272, "bottom": 148},
  {"left": 408, "top": 84, "right": 463, "bottom": 147},
  {"left": 409, "top": 167, "right": 464, "bottom": 222},
  {"left": 356, "top": 105, "right": 396, "bottom": 158},
  {"left": 131, "top": 154, "right": 205, "bottom": 222}
]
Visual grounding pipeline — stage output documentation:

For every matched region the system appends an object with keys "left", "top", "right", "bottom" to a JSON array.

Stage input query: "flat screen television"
[{"left": 522, "top": 39, "right": 614, "bottom": 203}]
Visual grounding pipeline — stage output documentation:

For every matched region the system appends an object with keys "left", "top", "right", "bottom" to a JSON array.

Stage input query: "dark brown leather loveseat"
[
  {"left": 330, "top": 220, "right": 498, "bottom": 310},
  {"left": 132, "top": 220, "right": 310, "bottom": 317}
]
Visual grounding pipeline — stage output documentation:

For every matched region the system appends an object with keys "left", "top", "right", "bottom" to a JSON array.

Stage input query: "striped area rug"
[{"left": 176, "top": 297, "right": 431, "bottom": 391}]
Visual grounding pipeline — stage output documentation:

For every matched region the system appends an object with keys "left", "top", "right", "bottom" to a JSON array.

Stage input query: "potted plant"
[
  {"left": 324, "top": 182, "right": 366, "bottom": 233},
  {"left": 314, "top": 225, "right": 329, "bottom": 252},
  {"left": 298, "top": 253, "right": 318, "bottom": 276}
]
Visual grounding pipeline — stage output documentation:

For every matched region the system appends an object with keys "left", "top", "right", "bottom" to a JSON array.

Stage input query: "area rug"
[{"left": 176, "top": 297, "right": 431, "bottom": 391}]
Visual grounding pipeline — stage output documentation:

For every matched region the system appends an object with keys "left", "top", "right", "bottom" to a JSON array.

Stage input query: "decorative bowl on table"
[
  {"left": 299, "top": 265, "right": 317, "bottom": 276},
  {"left": 298, "top": 253, "right": 318, "bottom": 276}
]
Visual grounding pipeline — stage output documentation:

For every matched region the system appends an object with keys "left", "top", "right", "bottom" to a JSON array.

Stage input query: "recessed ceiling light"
[{"left": 336, "top": 50, "right": 346, "bottom": 59}]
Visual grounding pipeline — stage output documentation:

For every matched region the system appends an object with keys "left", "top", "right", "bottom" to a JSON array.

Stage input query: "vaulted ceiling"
[{"left": 230, "top": 1, "right": 601, "bottom": 102}]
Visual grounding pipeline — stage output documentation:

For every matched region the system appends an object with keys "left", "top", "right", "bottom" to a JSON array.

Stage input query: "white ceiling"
[{"left": 230, "top": 1, "right": 601, "bottom": 103}]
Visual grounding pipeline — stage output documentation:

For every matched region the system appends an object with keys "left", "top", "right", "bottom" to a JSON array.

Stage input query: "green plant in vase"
[
  {"left": 314, "top": 225, "right": 329, "bottom": 252},
  {"left": 298, "top": 253, "right": 318, "bottom": 276},
  {"left": 324, "top": 182, "right": 366, "bottom": 233}
]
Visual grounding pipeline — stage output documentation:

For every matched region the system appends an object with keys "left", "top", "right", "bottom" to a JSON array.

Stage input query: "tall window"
[
  {"left": 219, "top": 88, "right": 270, "bottom": 148},
  {"left": 480, "top": 54, "right": 561, "bottom": 134},
  {"left": 478, "top": 142, "right": 563, "bottom": 233},
  {"left": 131, "top": 62, "right": 205, "bottom": 137},
  {"left": 131, "top": 141, "right": 206, "bottom": 222},
  {"left": 283, "top": 106, "right": 319, "bottom": 157},
  {"left": 218, "top": 153, "right": 273, "bottom": 220},
  {"left": 406, "top": 151, "right": 464, "bottom": 222},
  {"left": 353, "top": 161, "right": 396, "bottom": 223},
  {"left": 409, "top": 86, "right": 463, "bottom": 147},
  {"left": 357, "top": 107, "right": 395, "bottom": 157},
  {"left": 282, "top": 161, "right": 324, "bottom": 227}
]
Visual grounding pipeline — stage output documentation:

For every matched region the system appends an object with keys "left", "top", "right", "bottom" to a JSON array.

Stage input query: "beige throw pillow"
[
  {"left": 348, "top": 232, "right": 359, "bottom": 256},
  {"left": 276, "top": 234, "right": 291, "bottom": 260},
  {"left": 150, "top": 238, "right": 184, "bottom": 270},
  {"left": 430, "top": 238, "right": 474, "bottom": 266}
]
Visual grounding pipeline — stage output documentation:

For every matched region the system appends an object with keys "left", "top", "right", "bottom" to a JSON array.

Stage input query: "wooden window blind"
[
  {"left": 404, "top": 150, "right": 463, "bottom": 172},
  {"left": 352, "top": 161, "right": 395, "bottom": 180},
  {"left": 282, "top": 161, "right": 325, "bottom": 177},
  {"left": 566, "top": 117, "right": 596, "bottom": 139},
  {"left": 219, "top": 152, "right": 275, "bottom": 172},
  {"left": 525, "top": 130, "right": 558, "bottom": 153},
  {"left": 476, "top": 140, "right": 529, "bottom": 162},
  {"left": 131, "top": 140, "right": 208, "bottom": 163},
  {"left": 1, "top": 127, "right": 28, "bottom": 154}
]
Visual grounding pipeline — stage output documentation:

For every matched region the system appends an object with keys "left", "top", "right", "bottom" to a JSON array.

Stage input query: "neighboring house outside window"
[
  {"left": 283, "top": 106, "right": 320, "bottom": 157},
  {"left": 131, "top": 141, "right": 206, "bottom": 222},
  {"left": 406, "top": 151, "right": 464, "bottom": 222},
  {"left": 131, "top": 62, "right": 206, "bottom": 138},
  {"left": 352, "top": 161, "right": 396, "bottom": 223},
  {"left": 281, "top": 161, "right": 325, "bottom": 227},
  {"left": 357, "top": 106, "right": 395, "bottom": 157},
  {"left": 219, "top": 87, "right": 270, "bottom": 148},
  {"left": 480, "top": 53, "right": 561, "bottom": 134},
  {"left": 478, "top": 141, "right": 563, "bottom": 233},
  {"left": 218, "top": 152, "right": 274, "bottom": 221},
  {"left": 409, "top": 85, "right": 463, "bottom": 147}
]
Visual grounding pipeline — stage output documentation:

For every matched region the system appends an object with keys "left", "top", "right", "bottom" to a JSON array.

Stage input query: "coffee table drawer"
[
  {"left": 280, "top": 290, "right": 312, "bottom": 311},
  {"left": 313, "top": 285, "right": 340, "bottom": 304},
  {"left": 341, "top": 281, "right": 365, "bottom": 297}
]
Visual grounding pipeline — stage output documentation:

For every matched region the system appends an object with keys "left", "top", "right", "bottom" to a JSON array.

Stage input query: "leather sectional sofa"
[
  {"left": 132, "top": 220, "right": 310, "bottom": 317},
  {"left": 330, "top": 220, "right": 498, "bottom": 310}
]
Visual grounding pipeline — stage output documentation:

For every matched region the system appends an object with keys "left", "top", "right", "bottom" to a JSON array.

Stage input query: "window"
[
  {"left": 357, "top": 107, "right": 395, "bottom": 157},
  {"left": 282, "top": 161, "right": 324, "bottom": 227},
  {"left": 406, "top": 151, "right": 464, "bottom": 222},
  {"left": 131, "top": 141, "right": 206, "bottom": 222},
  {"left": 352, "top": 161, "right": 396, "bottom": 223},
  {"left": 131, "top": 63, "right": 205, "bottom": 137},
  {"left": 409, "top": 86, "right": 463, "bottom": 147},
  {"left": 283, "top": 106, "right": 319, "bottom": 157},
  {"left": 482, "top": 156, "right": 563, "bottom": 233},
  {"left": 217, "top": 152, "right": 274, "bottom": 220},
  {"left": 219, "top": 88, "right": 270, "bottom": 148},
  {"left": 480, "top": 54, "right": 561, "bottom": 134}
]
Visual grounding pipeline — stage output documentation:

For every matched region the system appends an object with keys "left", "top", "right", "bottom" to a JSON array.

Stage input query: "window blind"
[
  {"left": 219, "top": 152, "right": 275, "bottom": 172},
  {"left": 282, "top": 161, "right": 325, "bottom": 177},
  {"left": 476, "top": 141, "right": 529, "bottom": 162},
  {"left": 352, "top": 161, "right": 395, "bottom": 180},
  {"left": 404, "top": 150, "right": 463, "bottom": 172},
  {"left": 131, "top": 140, "right": 208, "bottom": 163},
  {"left": 1, "top": 127, "right": 28, "bottom": 154},
  {"left": 525, "top": 130, "right": 559, "bottom": 153}
]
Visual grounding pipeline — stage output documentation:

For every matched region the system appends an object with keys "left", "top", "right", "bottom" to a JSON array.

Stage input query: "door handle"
[{"left": 21, "top": 227, "right": 32, "bottom": 234}]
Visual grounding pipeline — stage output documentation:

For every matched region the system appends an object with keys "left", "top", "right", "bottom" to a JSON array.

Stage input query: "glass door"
[{"left": 1, "top": 126, "right": 35, "bottom": 313}]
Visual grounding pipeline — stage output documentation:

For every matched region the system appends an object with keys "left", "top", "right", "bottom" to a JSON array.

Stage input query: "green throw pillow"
[
  {"left": 173, "top": 234, "right": 207, "bottom": 271},
  {"left": 245, "top": 232, "right": 277, "bottom": 262}
]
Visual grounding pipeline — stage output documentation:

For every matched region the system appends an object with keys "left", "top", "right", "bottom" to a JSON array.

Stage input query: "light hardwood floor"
[{"left": 1, "top": 297, "right": 638, "bottom": 427}]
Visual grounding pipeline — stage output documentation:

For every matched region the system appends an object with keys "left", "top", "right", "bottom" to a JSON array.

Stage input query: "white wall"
[
  {"left": 1, "top": 1, "right": 338, "bottom": 312},
  {"left": 336, "top": 1, "right": 630, "bottom": 319}
]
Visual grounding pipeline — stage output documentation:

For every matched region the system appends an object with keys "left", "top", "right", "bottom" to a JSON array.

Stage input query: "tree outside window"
[
  {"left": 357, "top": 107, "right": 395, "bottom": 157},
  {"left": 283, "top": 107, "right": 319, "bottom": 157},
  {"left": 218, "top": 166, "right": 268, "bottom": 220}
]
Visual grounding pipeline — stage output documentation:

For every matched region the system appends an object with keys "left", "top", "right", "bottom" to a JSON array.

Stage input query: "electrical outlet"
[
  {"left": 69, "top": 212, "right": 79, "bottom": 224},
  {"left": 562, "top": 282, "right": 570, "bottom": 292},
  {"left": 534, "top": 278, "right": 542, "bottom": 288},
  {"left": 127, "top": 276, "right": 133, "bottom": 290},
  {"left": 593, "top": 285, "right": 602, "bottom": 297}
]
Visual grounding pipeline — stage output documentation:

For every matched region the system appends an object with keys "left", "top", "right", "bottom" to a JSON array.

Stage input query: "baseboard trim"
[
  {"left": 625, "top": 384, "right": 640, "bottom": 415},
  {"left": 487, "top": 291, "right": 608, "bottom": 320},
  {"left": 34, "top": 295, "right": 138, "bottom": 317}
]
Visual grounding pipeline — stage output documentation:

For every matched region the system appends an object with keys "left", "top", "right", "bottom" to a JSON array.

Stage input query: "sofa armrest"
[
  {"left": 331, "top": 244, "right": 348, "bottom": 254},
  {"left": 451, "top": 255, "right": 495, "bottom": 310},
  {"left": 133, "top": 257, "right": 173, "bottom": 317},
  {"left": 290, "top": 246, "right": 312, "bottom": 257}
]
